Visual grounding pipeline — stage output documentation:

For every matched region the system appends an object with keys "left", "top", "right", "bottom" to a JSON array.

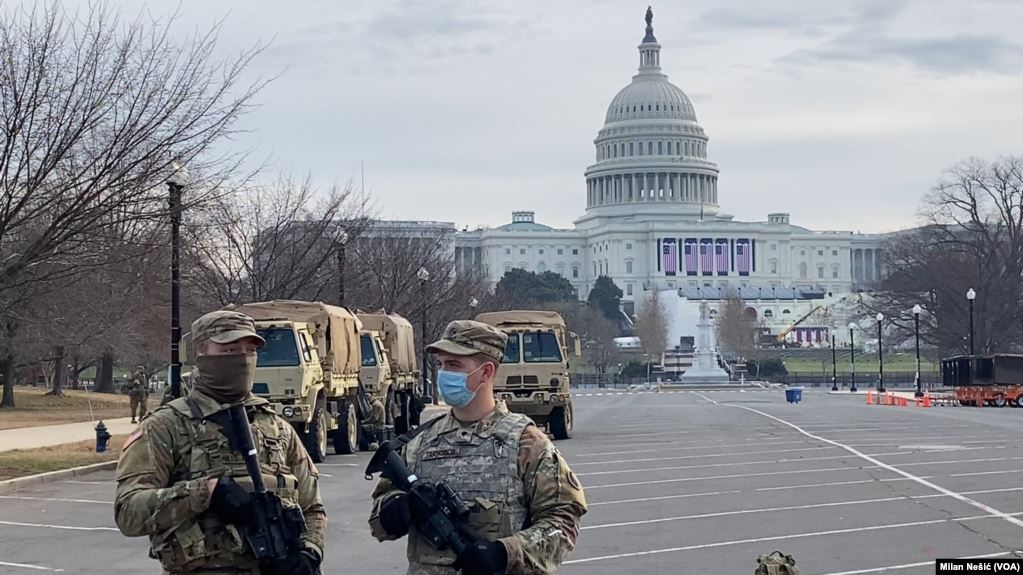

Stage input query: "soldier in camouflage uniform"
[
  {"left": 128, "top": 365, "right": 149, "bottom": 423},
  {"left": 369, "top": 320, "right": 587, "bottom": 575},
  {"left": 115, "top": 310, "right": 327, "bottom": 575}
]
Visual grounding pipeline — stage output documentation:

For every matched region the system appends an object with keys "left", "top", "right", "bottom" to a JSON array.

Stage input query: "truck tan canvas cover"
[
  {"left": 227, "top": 300, "right": 362, "bottom": 375},
  {"left": 357, "top": 312, "right": 417, "bottom": 373},
  {"left": 475, "top": 310, "right": 566, "bottom": 329}
]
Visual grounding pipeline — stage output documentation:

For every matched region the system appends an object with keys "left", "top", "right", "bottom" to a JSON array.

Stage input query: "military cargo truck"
[
  {"left": 474, "top": 310, "right": 580, "bottom": 440},
  {"left": 357, "top": 312, "right": 420, "bottom": 436},
  {"left": 225, "top": 300, "right": 365, "bottom": 461}
]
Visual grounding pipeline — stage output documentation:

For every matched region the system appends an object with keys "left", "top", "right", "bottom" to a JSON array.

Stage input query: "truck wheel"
[
  {"left": 332, "top": 401, "right": 359, "bottom": 455},
  {"left": 994, "top": 395, "right": 1007, "bottom": 408},
  {"left": 393, "top": 392, "right": 409, "bottom": 436},
  {"left": 550, "top": 405, "right": 572, "bottom": 440},
  {"left": 302, "top": 399, "right": 328, "bottom": 463}
]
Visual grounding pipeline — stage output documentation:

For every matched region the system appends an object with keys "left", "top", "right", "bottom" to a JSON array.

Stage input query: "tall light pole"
[
  {"left": 831, "top": 334, "right": 838, "bottom": 391},
  {"left": 876, "top": 312, "right": 885, "bottom": 393},
  {"left": 967, "top": 288, "right": 976, "bottom": 355},
  {"left": 848, "top": 322, "right": 857, "bottom": 393},
  {"left": 417, "top": 266, "right": 434, "bottom": 404},
  {"left": 913, "top": 304, "right": 923, "bottom": 398},
  {"left": 336, "top": 230, "right": 349, "bottom": 307},
  {"left": 167, "top": 162, "right": 187, "bottom": 399}
]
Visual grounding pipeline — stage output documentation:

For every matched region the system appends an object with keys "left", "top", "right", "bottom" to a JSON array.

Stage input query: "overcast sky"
[{"left": 72, "top": 0, "right": 1023, "bottom": 233}]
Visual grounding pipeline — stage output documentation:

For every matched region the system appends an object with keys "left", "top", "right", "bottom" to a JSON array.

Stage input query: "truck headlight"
[
  {"left": 283, "top": 406, "right": 295, "bottom": 417},
  {"left": 293, "top": 407, "right": 303, "bottom": 417}
]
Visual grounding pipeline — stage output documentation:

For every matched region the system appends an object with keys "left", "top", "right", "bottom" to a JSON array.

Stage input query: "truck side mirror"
[{"left": 570, "top": 333, "right": 582, "bottom": 357}]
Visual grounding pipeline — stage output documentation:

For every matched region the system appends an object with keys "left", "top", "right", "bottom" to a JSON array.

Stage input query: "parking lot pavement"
[{"left": 4, "top": 390, "right": 1023, "bottom": 574}]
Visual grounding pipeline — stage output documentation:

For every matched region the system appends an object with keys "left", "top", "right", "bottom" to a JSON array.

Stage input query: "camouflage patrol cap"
[
  {"left": 426, "top": 320, "right": 508, "bottom": 363},
  {"left": 191, "top": 310, "right": 265, "bottom": 347}
]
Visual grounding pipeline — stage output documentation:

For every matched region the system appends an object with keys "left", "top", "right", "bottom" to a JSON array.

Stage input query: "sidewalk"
[{"left": 0, "top": 417, "right": 137, "bottom": 453}]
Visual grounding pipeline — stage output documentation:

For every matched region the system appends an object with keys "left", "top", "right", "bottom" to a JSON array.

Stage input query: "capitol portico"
[{"left": 454, "top": 8, "right": 888, "bottom": 340}]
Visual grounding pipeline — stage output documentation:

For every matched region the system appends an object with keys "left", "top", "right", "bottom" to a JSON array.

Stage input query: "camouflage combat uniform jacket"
[
  {"left": 370, "top": 400, "right": 587, "bottom": 575},
  {"left": 114, "top": 390, "right": 326, "bottom": 574}
]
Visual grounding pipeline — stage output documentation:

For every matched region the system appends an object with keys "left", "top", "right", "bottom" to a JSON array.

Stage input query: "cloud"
[
  {"left": 267, "top": 0, "right": 542, "bottom": 76},
  {"left": 784, "top": 30, "right": 1023, "bottom": 74},
  {"left": 690, "top": 0, "right": 907, "bottom": 36}
]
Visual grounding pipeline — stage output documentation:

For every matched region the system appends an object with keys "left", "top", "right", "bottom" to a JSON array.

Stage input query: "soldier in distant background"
[
  {"left": 127, "top": 365, "right": 148, "bottom": 423},
  {"left": 369, "top": 320, "right": 587, "bottom": 575}
]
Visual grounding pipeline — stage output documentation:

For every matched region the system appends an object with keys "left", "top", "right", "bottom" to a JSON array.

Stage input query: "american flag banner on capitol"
[
  {"left": 684, "top": 239, "right": 698, "bottom": 275},
  {"left": 715, "top": 240, "right": 728, "bottom": 276},
  {"left": 737, "top": 239, "right": 751, "bottom": 276},
  {"left": 700, "top": 239, "right": 714, "bottom": 276},
  {"left": 662, "top": 238, "right": 677, "bottom": 276}
]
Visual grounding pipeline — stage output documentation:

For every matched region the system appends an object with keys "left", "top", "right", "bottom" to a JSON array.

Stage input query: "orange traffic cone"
[
  {"left": 923, "top": 393, "right": 932, "bottom": 408},
  {"left": 866, "top": 390, "right": 874, "bottom": 405}
]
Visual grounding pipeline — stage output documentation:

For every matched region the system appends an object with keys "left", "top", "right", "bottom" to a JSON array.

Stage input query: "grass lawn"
[
  {"left": 0, "top": 387, "right": 138, "bottom": 430},
  {"left": 0, "top": 434, "right": 127, "bottom": 481}
]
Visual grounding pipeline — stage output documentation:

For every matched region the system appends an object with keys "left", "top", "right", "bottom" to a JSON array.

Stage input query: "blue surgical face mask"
[{"left": 437, "top": 363, "right": 487, "bottom": 408}]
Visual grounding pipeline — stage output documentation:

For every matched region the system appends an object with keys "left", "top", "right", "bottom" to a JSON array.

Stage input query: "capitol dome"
[
  {"left": 605, "top": 75, "right": 697, "bottom": 124},
  {"left": 581, "top": 8, "right": 721, "bottom": 223}
]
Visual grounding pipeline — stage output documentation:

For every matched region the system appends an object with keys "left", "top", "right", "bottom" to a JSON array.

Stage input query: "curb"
[{"left": 0, "top": 460, "right": 118, "bottom": 495}]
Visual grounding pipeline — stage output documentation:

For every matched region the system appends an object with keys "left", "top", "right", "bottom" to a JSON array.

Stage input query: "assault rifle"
[
  {"left": 211, "top": 404, "right": 306, "bottom": 571},
  {"left": 365, "top": 440, "right": 473, "bottom": 557}
]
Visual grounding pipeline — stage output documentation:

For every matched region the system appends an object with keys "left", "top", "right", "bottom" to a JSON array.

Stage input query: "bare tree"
[
  {"left": 551, "top": 302, "right": 619, "bottom": 374},
  {"left": 185, "top": 175, "right": 372, "bottom": 306},
  {"left": 345, "top": 228, "right": 495, "bottom": 371},
  {"left": 0, "top": 3, "right": 268, "bottom": 406},
  {"left": 634, "top": 294, "right": 668, "bottom": 363},
  {"left": 878, "top": 156, "right": 1023, "bottom": 356},
  {"left": 0, "top": 4, "right": 267, "bottom": 306},
  {"left": 716, "top": 294, "right": 758, "bottom": 362}
]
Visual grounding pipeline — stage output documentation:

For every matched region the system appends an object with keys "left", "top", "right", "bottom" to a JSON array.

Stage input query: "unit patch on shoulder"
[{"left": 123, "top": 427, "right": 144, "bottom": 450}]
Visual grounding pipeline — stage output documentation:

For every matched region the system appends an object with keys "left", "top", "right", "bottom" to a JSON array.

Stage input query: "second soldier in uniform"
[
  {"left": 114, "top": 310, "right": 326, "bottom": 574},
  {"left": 369, "top": 320, "right": 587, "bottom": 575}
]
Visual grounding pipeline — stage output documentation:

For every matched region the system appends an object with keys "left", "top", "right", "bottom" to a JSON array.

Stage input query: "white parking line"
[
  {"left": 563, "top": 512, "right": 1009, "bottom": 565},
  {"left": 699, "top": 393, "right": 1023, "bottom": 530},
  {"left": 0, "top": 495, "right": 111, "bottom": 505},
  {"left": 0, "top": 560, "right": 64, "bottom": 572},
  {"left": 0, "top": 520, "right": 118, "bottom": 531},
  {"left": 575, "top": 450, "right": 912, "bottom": 477},
  {"left": 588, "top": 490, "right": 742, "bottom": 507},
  {"left": 755, "top": 477, "right": 921, "bottom": 491},
  {"left": 584, "top": 486, "right": 1023, "bottom": 531},
  {"left": 820, "top": 552, "right": 1012, "bottom": 575},
  {"left": 568, "top": 439, "right": 817, "bottom": 458},
  {"left": 571, "top": 445, "right": 835, "bottom": 466},
  {"left": 585, "top": 465, "right": 889, "bottom": 490},
  {"left": 950, "top": 468, "right": 1023, "bottom": 477}
]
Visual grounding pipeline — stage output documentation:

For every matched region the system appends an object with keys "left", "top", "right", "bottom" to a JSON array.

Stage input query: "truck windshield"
[
  {"left": 522, "top": 332, "right": 562, "bottom": 363},
  {"left": 256, "top": 328, "right": 300, "bottom": 367},
  {"left": 360, "top": 334, "right": 378, "bottom": 367},
  {"left": 502, "top": 334, "right": 520, "bottom": 363}
]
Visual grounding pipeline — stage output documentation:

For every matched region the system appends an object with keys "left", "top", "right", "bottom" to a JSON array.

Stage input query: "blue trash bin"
[{"left": 785, "top": 387, "right": 803, "bottom": 404}]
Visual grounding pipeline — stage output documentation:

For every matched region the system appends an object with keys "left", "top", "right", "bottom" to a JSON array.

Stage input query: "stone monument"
[{"left": 680, "top": 302, "right": 731, "bottom": 383}]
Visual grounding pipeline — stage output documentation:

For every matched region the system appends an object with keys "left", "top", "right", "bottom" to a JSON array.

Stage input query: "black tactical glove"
[
  {"left": 378, "top": 492, "right": 413, "bottom": 538},
  {"left": 209, "top": 476, "right": 251, "bottom": 525},
  {"left": 457, "top": 538, "right": 508, "bottom": 575},
  {"left": 271, "top": 548, "right": 320, "bottom": 575}
]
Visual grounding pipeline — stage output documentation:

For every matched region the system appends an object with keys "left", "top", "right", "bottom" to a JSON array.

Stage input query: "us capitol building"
[{"left": 452, "top": 9, "right": 889, "bottom": 345}]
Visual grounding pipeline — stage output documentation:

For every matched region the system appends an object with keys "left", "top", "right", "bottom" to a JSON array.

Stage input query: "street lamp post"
[
  {"left": 848, "top": 322, "right": 857, "bottom": 392},
  {"left": 876, "top": 312, "right": 885, "bottom": 393},
  {"left": 167, "top": 162, "right": 187, "bottom": 399},
  {"left": 336, "top": 230, "right": 349, "bottom": 307},
  {"left": 831, "top": 334, "right": 838, "bottom": 391},
  {"left": 417, "top": 267, "right": 434, "bottom": 404},
  {"left": 967, "top": 288, "right": 976, "bottom": 355},
  {"left": 913, "top": 304, "right": 923, "bottom": 398}
]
